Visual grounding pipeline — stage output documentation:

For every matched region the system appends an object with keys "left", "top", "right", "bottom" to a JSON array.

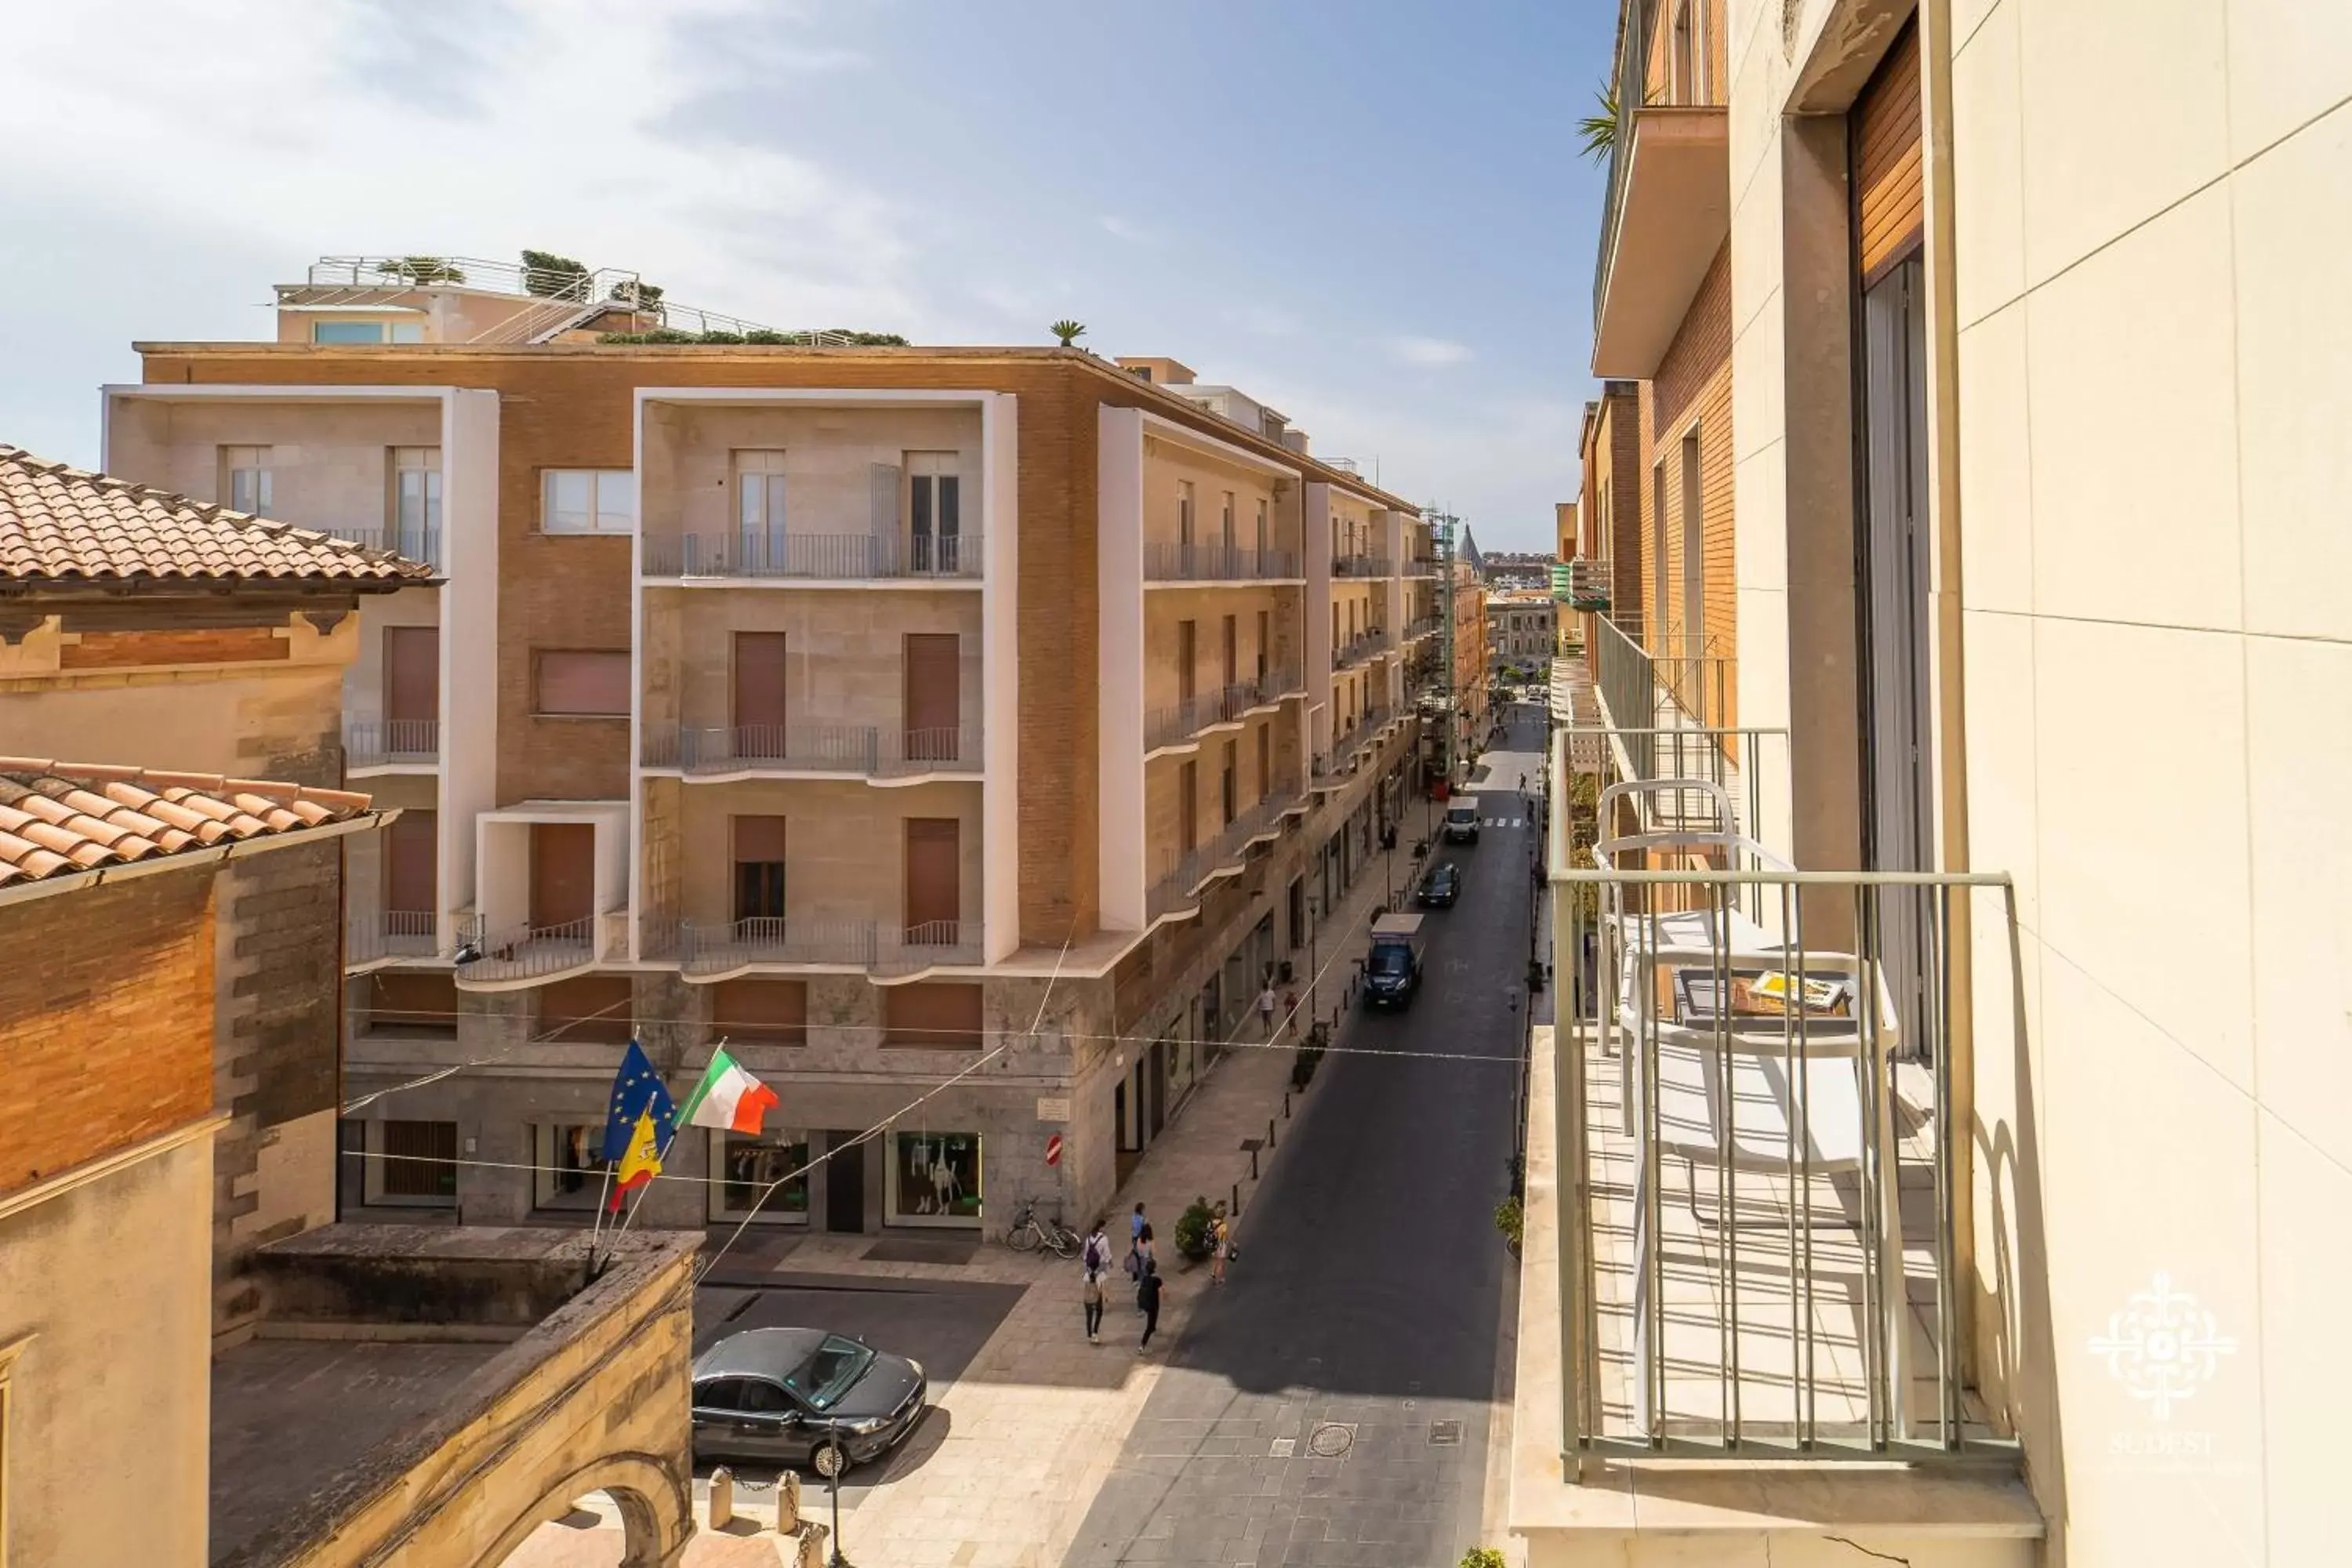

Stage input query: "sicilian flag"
[
  {"left": 677, "top": 1045, "right": 779, "bottom": 1135},
  {"left": 601, "top": 1040, "right": 676, "bottom": 1211}
]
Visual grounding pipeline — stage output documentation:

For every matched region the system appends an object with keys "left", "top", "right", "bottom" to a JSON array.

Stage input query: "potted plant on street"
[
  {"left": 1174, "top": 1196, "right": 1218, "bottom": 1262},
  {"left": 1494, "top": 1195, "right": 1523, "bottom": 1258}
]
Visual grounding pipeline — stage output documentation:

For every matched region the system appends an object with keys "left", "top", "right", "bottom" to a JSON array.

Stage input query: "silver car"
[{"left": 690, "top": 1327, "right": 927, "bottom": 1469}]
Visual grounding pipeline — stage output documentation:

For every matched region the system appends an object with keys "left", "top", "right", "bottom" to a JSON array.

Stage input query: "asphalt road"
[{"left": 1061, "top": 710, "right": 1544, "bottom": 1568}]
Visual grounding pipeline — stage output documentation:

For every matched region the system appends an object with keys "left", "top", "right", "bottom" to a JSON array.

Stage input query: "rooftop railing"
[
  {"left": 1143, "top": 542, "right": 1301, "bottom": 581},
  {"left": 641, "top": 530, "right": 982, "bottom": 581}
]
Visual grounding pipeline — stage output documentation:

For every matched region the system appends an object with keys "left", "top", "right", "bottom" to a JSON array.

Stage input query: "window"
[
  {"left": 222, "top": 445, "right": 272, "bottom": 514},
  {"left": 1176, "top": 619, "right": 1196, "bottom": 700},
  {"left": 541, "top": 469, "right": 634, "bottom": 534},
  {"left": 355, "top": 972, "right": 457, "bottom": 1039},
  {"left": 1221, "top": 615, "right": 1238, "bottom": 688},
  {"left": 389, "top": 447, "right": 441, "bottom": 557},
  {"left": 534, "top": 650, "right": 630, "bottom": 717},
  {"left": 1220, "top": 491, "right": 1236, "bottom": 549},
  {"left": 312, "top": 319, "right": 423, "bottom": 344},
  {"left": 1177, "top": 481, "right": 1196, "bottom": 548},
  {"left": 365, "top": 1120, "right": 458, "bottom": 1206},
  {"left": 734, "top": 815, "right": 787, "bottom": 922},
  {"left": 1256, "top": 724, "right": 1272, "bottom": 798},
  {"left": 885, "top": 1130, "right": 983, "bottom": 1226},
  {"left": 884, "top": 982, "right": 983, "bottom": 1049},
  {"left": 532, "top": 1123, "right": 613, "bottom": 1210},
  {"left": 1681, "top": 427, "right": 1705, "bottom": 642},
  {"left": 1255, "top": 497, "right": 1269, "bottom": 560},
  {"left": 1178, "top": 760, "right": 1200, "bottom": 853},
  {"left": 1221, "top": 739, "right": 1238, "bottom": 825},
  {"left": 710, "top": 1128, "right": 811, "bottom": 1221},
  {"left": 1256, "top": 610, "right": 1270, "bottom": 681},
  {"left": 907, "top": 452, "right": 961, "bottom": 572},
  {"left": 711, "top": 978, "right": 808, "bottom": 1046},
  {"left": 735, "top": 448, "right": 787, "bottom": 567},
  {"left": 1651, "top": 459, "right": 1670, "bottom": 639}
]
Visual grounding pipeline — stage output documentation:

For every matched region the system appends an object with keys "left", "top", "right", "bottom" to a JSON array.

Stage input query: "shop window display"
[{"left": 886, "top": 1131, "right": 982, "bottom": 1227}]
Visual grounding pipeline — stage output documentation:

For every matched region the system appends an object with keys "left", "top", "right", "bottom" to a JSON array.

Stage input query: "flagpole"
[
  {"left": 613, "top": 1034, "right": 741, "bottom": 1243},
  {"left": 585, "top": 1164, "right": 617, "bottom": 1273}
]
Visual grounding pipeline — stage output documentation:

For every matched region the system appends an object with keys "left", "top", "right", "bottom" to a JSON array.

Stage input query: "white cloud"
[
  {"left": 1389, "top": 336, "right": 1475, "bottom": 367},
  {"left": 0, "top": 0, "right": 918, "bottom": 339}
]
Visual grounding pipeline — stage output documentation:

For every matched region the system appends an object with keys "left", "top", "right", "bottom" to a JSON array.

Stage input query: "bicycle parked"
[{"left": 1004, "top": 1197, "right": 1082, "bottom": 1257}]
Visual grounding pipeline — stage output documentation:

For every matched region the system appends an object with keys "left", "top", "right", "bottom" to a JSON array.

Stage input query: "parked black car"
[
  {"left": 1416, "top": 862, "right": 1463, "bottom": 908},
  {"left": 691, "top": 1327, "right": 927, "bottom": 1468}
]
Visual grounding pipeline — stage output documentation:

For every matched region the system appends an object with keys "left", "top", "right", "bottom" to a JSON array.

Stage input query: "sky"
[{"left": 0, "top": 0, "right": 1611, "bottom": 552}]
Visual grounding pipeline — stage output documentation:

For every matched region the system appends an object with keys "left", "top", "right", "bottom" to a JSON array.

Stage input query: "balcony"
[
  {"left": 1563, "top": 556, "right": 1612, "bottom": 612},
  {"left": 1142, "top": 673, "right": 1298, "bottom": 754},
  {"left": 344, "top": 717, "right": 439, "bottom": 771},
  {"left": 874, "top": 920, "right": 986, "bottom": 977},
  {"left": 1333, "top": 628, "right": 1392, "bottom": 670},
  {"left": 1144, "top": 786, "right": 1301, "bottom": 923},
  {"left": 1402, "top": 614, "right": 1443, "bottom": 644},
  {"left": 1590, "top": 616, "right": 1732, "bottom": 733},
  {"left": 1330, "top": 555, "right": 1394, "bottom": 579},
  {"left": 644, "top": 724, "right": 983, "bottom": 782},
  {"left": 1538, "top": 741, "right": 2027, "bottom": 1483},
  {"left": 678, "top": 915, "right": 880, "bottom": 977},
  {"left": 1405, "top": 554, "right": 1441, "bottom": 578},
  {"left": 344, "top": 909, "right": 437, "bottom": 971},
  {"left": 641, "top": 531, "right": 982, "bottom": 583},
  {"left": 1591, "top": 105, "right": 1730, "bottom": 378},
  {"left": 1143, "top": 542, "right": 1301, "bottom": 582},
  {"left": 453, "top": 913, "right": 600, "bottom": 987}
]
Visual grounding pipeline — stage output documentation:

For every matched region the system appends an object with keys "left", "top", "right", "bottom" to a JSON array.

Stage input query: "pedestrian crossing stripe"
[{"left": 1483, "top": 817, "right": 1525, "bottom": 828}]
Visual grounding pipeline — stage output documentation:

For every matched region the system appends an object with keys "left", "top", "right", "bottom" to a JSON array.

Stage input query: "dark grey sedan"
[{"left": 690, "top": 1327, "right": 927, "bottom": 1469}]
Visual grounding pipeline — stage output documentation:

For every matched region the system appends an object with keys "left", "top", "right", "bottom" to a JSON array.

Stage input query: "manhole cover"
[
  {"left": 1307, "top": 1423, "right": 1356, "bottom": 1457},
  {"left": 1429, "top": 1420, "right": 1464, "bottom": 1446},
  {"left": 1269, "top": 1437, "right": 1297, "bottom": 1457}
]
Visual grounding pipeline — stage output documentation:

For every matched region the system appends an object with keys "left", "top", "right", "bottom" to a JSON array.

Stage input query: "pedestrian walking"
[
  {"left": 1257, "top": 984, "right": 1277, "bottom": 1040},
  {"left": 1082, "top": 1267, "right": 1105, "bottom": 1343},
  {"left": 1137, "top": 1258, "right": 1163, "bottom": 1352},
  {"left": 1210, "top": 1203, "right": 1232, "bottom": 1286},
  {"left": 1281, "top": 989, "right": 1298, "bottom": 1041}
]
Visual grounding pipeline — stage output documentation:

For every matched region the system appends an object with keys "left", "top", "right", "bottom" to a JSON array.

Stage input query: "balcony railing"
[
  {"left": 1142, "top": 674, "right": 1297, "bottom": 753},
  {"left": 1403, "top": 614, "right": 1443, "bottom": 642},
  {"left": 876, "top": 920, "right": 985, "bottom": 975},
  {"left": 1143, "top": 542, "right": 1301, "bottom": 581},
  {"left": 641, "top": 530, "right": 982, "bottom": 581},
  {"left": 1334, "top": 627, "right": 1391, "bottom": 668},
  {"left": 1330, "top": 555, "right": 1394, "bottom": 579},
  {"left": 344, "top": 717, "right": 440, "bottom": 769},
  {"left": 645, "top": 724, "right": 983, "bottom": 778},
  {"left": 1591, "top": 616, "right": 1732, "bottom": 733},
  {"left": 1405, "top": 554, "right": 1441, "bottom": 578},
  {"left": 455, "top": 914, "right": 597, "bottom": 985},
  {"left": 324, "top": 524, "right": 443, "bottom": 571},
  {"left": 1544, "top": 735, "right": 2022, "bottom": 1466},
  {"left": 346, "top": 909, "right": 437, "bottom": 967},
  {"left": 679, "top": 916, "right": 880, "bottom": 974}
]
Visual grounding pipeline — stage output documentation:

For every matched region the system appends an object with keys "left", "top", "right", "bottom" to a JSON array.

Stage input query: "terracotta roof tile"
[
  {"left": 0, "top": 444, "right": 434, "bottom": 586},
  {"left": 0, "top": 761, "right": 376, "bottom": 893}
]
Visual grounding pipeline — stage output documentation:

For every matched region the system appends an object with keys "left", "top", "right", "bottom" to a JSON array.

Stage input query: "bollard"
[
  {"left": 796, "top": 1521, "right": 829, "bottom": 1568},
  {"left": 707, "top": 1467, "right": 735, "bottom": 1531},
  {"left": 1267, "top": 1116, "right": 1276, "bottom": 1150},
  {"left": 1284, "top": 1091, "right": 1292, "bottom": 1120},
  {"left": 1250, "top": 1144, "right": 1259, "bottom": 1180},
  {"left": 1231, "top": 1181, "right": 1240, "bottom": 1218},
  {"left": 775, "top": 1471, "right": 800, "bottom": 1534}
]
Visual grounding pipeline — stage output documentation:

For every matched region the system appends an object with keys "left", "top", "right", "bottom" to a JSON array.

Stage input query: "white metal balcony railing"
[
  {"left": 327, "top": 524, "right": 443, "bottom": 570},
  {"left": 1330, "top": 554, "right": 1394, "bottom": 579},
  {"left": 346, "top": 909, "right": 437, "bottom": 966},
  {"left": 1591, "top": 615, "right": 1732, "bottom": 733},
  {"left": 344, "top": 717, "right": 441, "bottom": 768},
  {"left": 456, "top": 914, "right": 597, "bottom": 984},
  {"left": 670, "top": 915, "right": 985, "bottom": 976},
  {"left": 1544, "top": 729, "right": 2021, "bottom": 1468},
  {"left": 641, "top": 530, "right": 982, "bottom": 581},
  {"left": 1143, "top": 543, "right": 1301, "bottom": 582},
  {"left": 644, "top": 724, "right": 982, "bottom": 778},
  {"left": 1142, "top": 673, "right": 1298, "bottom": 753}
]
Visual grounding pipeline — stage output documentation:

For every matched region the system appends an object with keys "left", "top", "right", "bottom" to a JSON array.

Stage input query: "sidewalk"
[{"left": 832, "top": 850, "right": 1404, "bottom": 1568}]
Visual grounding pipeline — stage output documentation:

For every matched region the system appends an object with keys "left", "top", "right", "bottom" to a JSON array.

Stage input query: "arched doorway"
[{"left": 477, "top": 1454, "right": 691, "bottom": 1568}]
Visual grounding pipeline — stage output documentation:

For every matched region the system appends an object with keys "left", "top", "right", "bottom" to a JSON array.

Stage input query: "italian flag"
[{"left": 677, "top": 1046, "right": 779, "bottom": 1134}]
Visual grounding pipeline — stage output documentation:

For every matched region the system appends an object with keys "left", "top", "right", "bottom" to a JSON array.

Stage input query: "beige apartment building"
[
  {"left": 1485, "top": 589, "right": 1556, "bottom": 675},
  {"left": 106, "top": 260, "right": 1428, "bottom": 1240},
  {"left": 1523, "top": 2, "right": 2351, "bottom": 1566}
]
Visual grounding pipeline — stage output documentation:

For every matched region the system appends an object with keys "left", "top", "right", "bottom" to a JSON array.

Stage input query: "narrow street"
[{"left": 1062, "top": 706, "right": 1545, "bottom": 1568}]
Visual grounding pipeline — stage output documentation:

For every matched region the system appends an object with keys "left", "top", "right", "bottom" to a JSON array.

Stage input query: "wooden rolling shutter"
[
  {"left": 904, "top": 819, "right": 960, "bottom": 930},
  {"left": 529, "top": 822, "right": 596, "bottom": 927},
  {"left": 732, "top": 633, "right": 788, "bottom": 729},
  {"left": 384, "top": 627, "right": 439, "bottom": 723},
  {"left": 1852, "top": 22, "right": 1923, "bottom": 282},
  {"left": 387, "top": 808, "right": 437, "bottom": 915}
]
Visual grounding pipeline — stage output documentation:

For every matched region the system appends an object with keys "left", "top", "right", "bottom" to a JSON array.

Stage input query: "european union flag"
[{"left": 601, "top": 1040, "right": 676, "bottom": 1161}]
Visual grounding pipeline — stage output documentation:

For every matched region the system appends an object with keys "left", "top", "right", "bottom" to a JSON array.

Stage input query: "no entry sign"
[{"left": 1044, "top": 1133, "right": 1064, "bottom": 1167}]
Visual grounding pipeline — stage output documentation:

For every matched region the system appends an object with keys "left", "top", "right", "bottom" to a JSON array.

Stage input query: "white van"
[{"left": 1443, "top": 796, "right": 1481, "bottom": 844}]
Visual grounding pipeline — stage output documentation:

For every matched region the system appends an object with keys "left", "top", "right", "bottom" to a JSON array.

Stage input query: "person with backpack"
[
  {"left": 1080, "top": 1224, "right": 1110, "bottom": 1343},
  {"left": 1136, "top": 1257, "right": 1163, "bottom": 1352}
]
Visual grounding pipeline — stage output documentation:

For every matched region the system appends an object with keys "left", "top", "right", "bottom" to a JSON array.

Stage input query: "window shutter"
[{"left": 535, "top": 651, "right": 631, "bottom": 716}]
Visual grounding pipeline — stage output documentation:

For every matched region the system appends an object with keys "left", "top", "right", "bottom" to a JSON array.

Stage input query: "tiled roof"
[
  {"left": 0, "top": 760, "right": 376, "bottom": 892},
  {"left": 0, "top": 445, "right": 433, "bottom": 585}
]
